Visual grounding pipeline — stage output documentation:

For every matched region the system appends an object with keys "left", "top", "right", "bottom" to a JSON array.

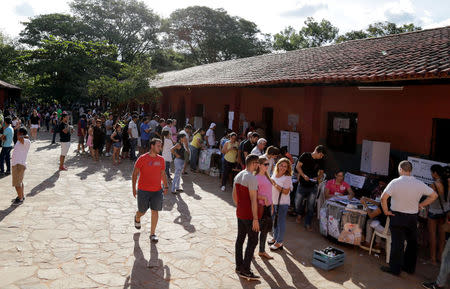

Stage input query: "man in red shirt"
[
  {"left": 232, "top": 154, "right": 260, "bottom": 281},
  {"left": 132, "top": 138, "right": 168, "bottom": 243}
]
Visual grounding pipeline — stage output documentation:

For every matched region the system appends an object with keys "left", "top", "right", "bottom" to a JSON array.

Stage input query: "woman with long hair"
[
  {"left": 110, "top": 124, "right": 122, "bottom": 165},
  {"left": 189, "top": 128, "right": 205, "bottom": 172},
  {"left": 171, "top": 133, "right": 187, "bottom": 194},
  {"left": 428, "top": 164, "right": 449, "bottom": 264},
  {"left": 269, "top": 157, "right": 293, "bottom": 251},
  {"left": 162, "top": 130, "right": 173, "bottom": 180},
  {"left": 255, "top": 156, "right": 274, "bottom": 259}
]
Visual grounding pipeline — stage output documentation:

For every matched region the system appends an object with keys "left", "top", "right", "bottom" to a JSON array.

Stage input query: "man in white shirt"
[
  {"left": 251, "top": 138, "right": 267, "bottom": 156},
  {"left": 380, "top": 160, "right": 438, "bottom": 276},
  {"left": 128, "top": 115, "right": 139, "bottom": 161},
  {"left": 206, "top": 123, "right": 216, "bottom": 148},
  {"left": 11, "top": 128, "right": 31, "bottom": 206}
]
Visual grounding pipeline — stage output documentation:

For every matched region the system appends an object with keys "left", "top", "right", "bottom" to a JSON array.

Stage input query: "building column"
[
  {"left": 0, "top": 89, "right": 5, "bottom": 110},
  {"left": 302, "top": 86, "right": 322, "bottom": 152},
  {"left": 184, "top": 88, "right": 194, "bottom": 124}
]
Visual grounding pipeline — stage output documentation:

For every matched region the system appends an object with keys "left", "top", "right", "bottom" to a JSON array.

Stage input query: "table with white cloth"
[
  {"left": 198, "top": 148, "right": 221, "bottom": 171},
  {"left": 319, "top": 196, "right": 368, "bottom": 245}
]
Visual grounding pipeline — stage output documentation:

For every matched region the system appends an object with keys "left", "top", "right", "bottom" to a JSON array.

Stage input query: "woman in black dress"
[{"left": 92, "top": 119, "right": 105, "bottom": 161}]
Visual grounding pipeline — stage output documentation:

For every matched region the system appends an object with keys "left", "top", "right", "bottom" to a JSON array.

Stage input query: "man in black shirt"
[
  {"left": 59, "top": 113, "right": 71, "bottom": 171},
  {"left": 154, "top": 118, "right": 165, "bottom": 139},
  {"left": 238, "top": 132, "right": 259, "bottom": 169},
  {"left": 295, "top": 145, "right": 325, "bottom": 230}
]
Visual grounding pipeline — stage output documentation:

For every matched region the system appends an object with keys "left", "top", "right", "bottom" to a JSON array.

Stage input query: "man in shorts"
[
  {"left": 11, "top": 127, "right": 31, "bottom": 205},
  {"left": 59, "top": 113, "right": 71, "bottom": 171},
  {"left": 132, "top": 138, "right": 168, "bottom": 242}
]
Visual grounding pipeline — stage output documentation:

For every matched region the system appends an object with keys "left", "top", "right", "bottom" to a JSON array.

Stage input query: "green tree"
[
  {"left": 273, "top": 17, "right": 338, "bottom": 51},
  {"left": 88, "top": 55, "right": 160, "bottom": 107},
  {"left": 167, "top": 6, "right": 269, "bottom": 64},
  {"left": 19, "top": 13, "right": 91, "bottom": 47},
  {"left": 336, "top": 22, "right": 422, "bottom": 43},
  {"left": 20, "top": 37, "right": 121, "bottom": 104},
  {"left": 70, "top": 0, "right": 161, "bottom": 63}
]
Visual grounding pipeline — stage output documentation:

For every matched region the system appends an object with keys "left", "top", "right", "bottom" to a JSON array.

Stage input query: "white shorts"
[
  {"left": 31, "top": 124, "right": 39, "bottom": 129},
  {"left": 61, "top": 142, "right": 70, "bottom": 156}
]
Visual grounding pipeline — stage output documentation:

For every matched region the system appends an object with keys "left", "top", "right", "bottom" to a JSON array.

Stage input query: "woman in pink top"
[
  {"left": 255, "top": 156, "right": 274, "bottom": 259},
  {"left": 324, "top": 170, "right": 354, "bottom": 200}
]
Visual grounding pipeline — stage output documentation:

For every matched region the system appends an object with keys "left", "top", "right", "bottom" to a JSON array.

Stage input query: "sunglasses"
[{"left": 262, "top": 163, "right": 270, "bottom": 166}]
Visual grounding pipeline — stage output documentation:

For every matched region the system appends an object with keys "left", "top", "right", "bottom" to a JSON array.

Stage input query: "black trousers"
[
  {"left": 259, "top": 206, "right": 272, "bottom": 253},
  {"left": 389, "top": 212, "right": 418, "bottom": 274},
  {"left": 222, "top": 160, "right": 235, "bottom": 187},
  {"left": 235, "top": 218, "right": 258, "bottom": 274}
]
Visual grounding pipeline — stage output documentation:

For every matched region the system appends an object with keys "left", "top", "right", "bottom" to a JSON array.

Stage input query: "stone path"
[{"left": 0, "top": 132, "right": 439, "bottom": 288}]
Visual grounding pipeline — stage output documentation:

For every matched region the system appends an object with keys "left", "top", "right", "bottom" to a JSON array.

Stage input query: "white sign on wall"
[
  {"left": 280, "top": 131, "right": 300, "bottom": 156},
  {"left": 407, "top": 157, "right": 449, "bottom": 184}
]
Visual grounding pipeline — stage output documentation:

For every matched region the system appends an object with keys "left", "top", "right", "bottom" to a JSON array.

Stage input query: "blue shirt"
[
  {"left": 140, "top": 123, "right": 150, "bottom": 140},
  {"left": 2, "top": 126, "right": 13, "bottom": 147}
]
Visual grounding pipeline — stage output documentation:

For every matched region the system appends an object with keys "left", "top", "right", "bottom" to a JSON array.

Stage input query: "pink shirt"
[
  {"left": 326, "top": 179, "right": 350, "bottom": 196},
  {"left": 256, "top": 174, "right": 273, "bottom": 206}
]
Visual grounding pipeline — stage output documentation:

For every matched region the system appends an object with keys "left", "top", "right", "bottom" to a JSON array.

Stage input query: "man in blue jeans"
[
  {"left": 0, "top": 117, "right": 14, "bottom": 175},
  {"left": 295, "top": 145, "right": 325, "bottom": 231}
]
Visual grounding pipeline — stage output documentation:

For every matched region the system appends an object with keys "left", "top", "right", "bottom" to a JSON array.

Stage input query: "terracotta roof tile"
[{"left": 151, "top": 26, "right": 449, "bottom": 88}]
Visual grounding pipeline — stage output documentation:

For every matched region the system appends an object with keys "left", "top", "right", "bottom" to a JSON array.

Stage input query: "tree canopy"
[{"left": 167, "top": 6, "right": 270, "bottom": 65}]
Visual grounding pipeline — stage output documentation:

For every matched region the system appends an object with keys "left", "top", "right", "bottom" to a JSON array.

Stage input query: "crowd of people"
[{"left": 1, "top": 106, "right": 450, "bottom": 286}]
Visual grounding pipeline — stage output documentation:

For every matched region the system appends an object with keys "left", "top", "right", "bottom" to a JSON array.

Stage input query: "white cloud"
[{"left": 15, "top": 2, "right": 35, "bottom": 17}]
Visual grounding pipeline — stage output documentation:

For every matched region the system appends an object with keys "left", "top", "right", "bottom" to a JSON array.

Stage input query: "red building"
[
  {"left": 0, "top": 80, "right": 21, "bottom": 110},
  {"left": 151, "top": 27, "right": 450, "bottom": 172}
]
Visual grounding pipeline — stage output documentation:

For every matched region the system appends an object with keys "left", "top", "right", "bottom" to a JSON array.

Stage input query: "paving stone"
[{"left": 0, "top": 134, "right": 435, "bottom": 289}]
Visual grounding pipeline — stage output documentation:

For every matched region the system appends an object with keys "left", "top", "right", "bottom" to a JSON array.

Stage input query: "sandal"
[
  {"left": 258, "top": 252, "right": 274, "bottom": 259},
  {"left": 134, "top": 215, "right": 141, "bottom": 229},
  {"left": 267, "top": 239, "right": 276, "bottom": 245}
]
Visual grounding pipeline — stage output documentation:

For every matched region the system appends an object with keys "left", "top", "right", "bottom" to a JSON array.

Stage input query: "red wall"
[{"left": 159, "top": 84, "right": 450, "bottom": 156}]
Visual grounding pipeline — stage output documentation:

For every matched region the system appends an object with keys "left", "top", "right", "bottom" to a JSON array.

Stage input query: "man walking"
[
  {"left": 11, "top": 127, "right": 31, "bottom": 205},
  {"left": 0, "top": 117, "right": 14, "bottom": 175},
  {"left": 380, "top": 160, "right": 438, "bottom": 276},
  {"left": 59, "top": 113, "right": 71, "bottom": 171},
  {"left": 232, "top": 154, "right": 260, "bottom": 281},
  {"left": 128, "top": 115, "right": 139, "bottom": 161},
  {"left": 132, "top": 138, "right": 169, "bottom": 243},
  {"left": 205, "top": 122, "right": 216, "bottom": 148},
  {"left": 295, "top": 145, "right": 325, "bottom": 231}
]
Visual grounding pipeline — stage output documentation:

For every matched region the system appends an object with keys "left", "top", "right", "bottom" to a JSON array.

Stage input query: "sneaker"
[
  {"left": 59, "top": 166, "right": 68, "bottom": 171},
  {"left": 12, "top": 197, "right": 24, "bottom": 206},
  {"left": 238, "top": 271, "right": 260, "bottom": 281},
  {"left": 176, "top": 189, "right": 184, "bottom": 192},
  {"left": 150, "top": 234, "right": 159, "bottom": 243},
  {"left": 221, "top": 186, "right": 226, "bottom": 191},
  {"left": 422, "top": 281, "right": 444, "bottom": 289},
  {"left": 4, "top": 171, "right": 10, "bottom": 175}
]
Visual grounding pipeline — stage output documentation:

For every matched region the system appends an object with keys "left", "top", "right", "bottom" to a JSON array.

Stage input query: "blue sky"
[{"left": 1, "top": 0, "right": 449, "bottom": 39}]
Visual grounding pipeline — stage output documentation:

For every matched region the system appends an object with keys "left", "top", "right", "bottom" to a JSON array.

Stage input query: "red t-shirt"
[
  {"left": 135, "top": 154, "right": 165, "bottom": 191},
  {"left": 325, "top": 179, "right": 350, "bottom": 196}
]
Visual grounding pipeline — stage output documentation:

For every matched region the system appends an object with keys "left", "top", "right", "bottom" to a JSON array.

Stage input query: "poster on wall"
[
  {"left": 407, "top": 157, "right": 449, "bottom": 184},
  {"left": 289, "top": 132, "right": 300, "bottom": 156},
  {"left": 280, "top": 131, "right": 290, "bottom": 148}
]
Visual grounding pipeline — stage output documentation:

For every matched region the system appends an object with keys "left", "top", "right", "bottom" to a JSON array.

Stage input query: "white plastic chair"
[{"left": 369, "top": 217, "right": 391, "bottom": 263}]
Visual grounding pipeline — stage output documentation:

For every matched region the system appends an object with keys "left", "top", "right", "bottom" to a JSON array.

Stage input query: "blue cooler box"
[{"left": 312, "top": 247, "right": 345, "bottom": 271}]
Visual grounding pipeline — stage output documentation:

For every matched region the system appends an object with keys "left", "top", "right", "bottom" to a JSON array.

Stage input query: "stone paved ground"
[{"left": 0, "top": 132, "right": 440, "bottom": 288}]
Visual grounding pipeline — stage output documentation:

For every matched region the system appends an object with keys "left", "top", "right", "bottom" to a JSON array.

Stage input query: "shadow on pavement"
[
  {"left": 124, "top": 233, "right": 170, "bottom": 289},
  {"left": 163, "top": 192, "right": 196, "bottom": 233},
  {"left": 27, "top": 170, "right": 60, "bottom": 197}
]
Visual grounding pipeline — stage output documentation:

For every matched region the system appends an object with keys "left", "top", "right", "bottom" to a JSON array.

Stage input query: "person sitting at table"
[
  {"left": 359, "top": 196, "right": 390, "bottom": 252},
  {"left": 324, "top": 170, "right": 355, "bottom": 200}
]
